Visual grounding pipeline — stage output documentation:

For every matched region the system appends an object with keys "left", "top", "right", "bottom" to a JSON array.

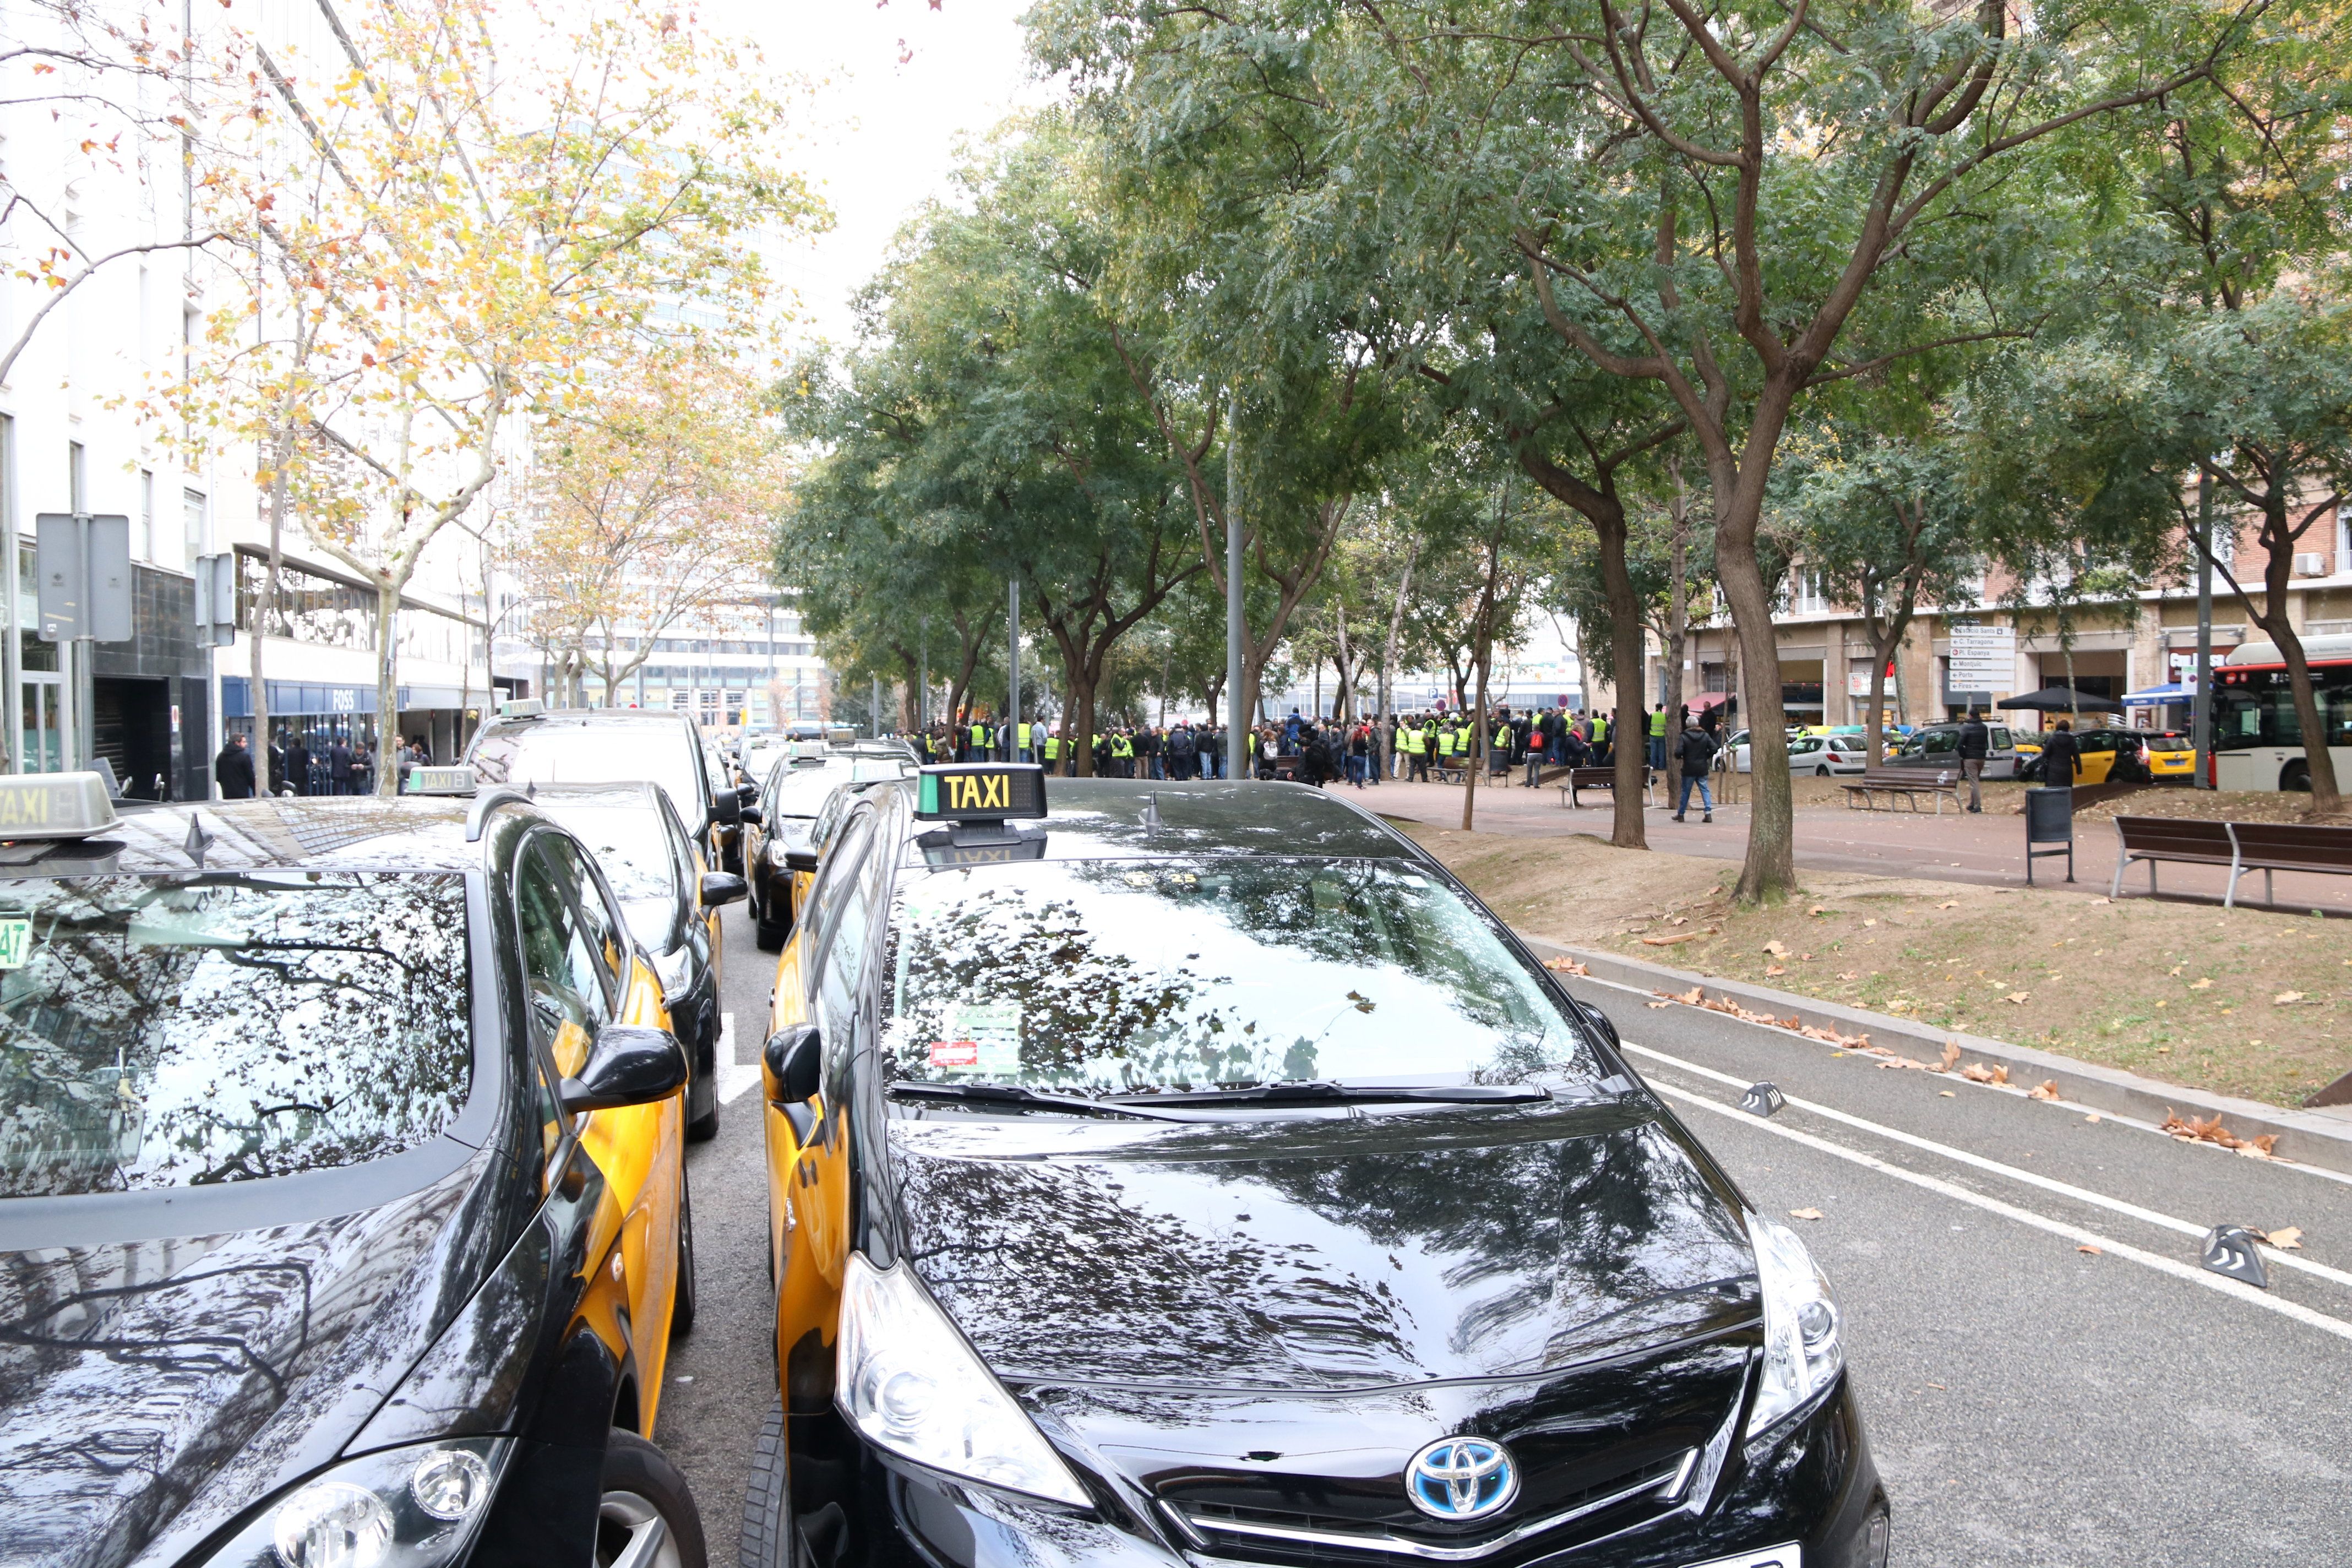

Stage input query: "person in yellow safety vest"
[
  {"left": 1044, "top": 731, "right": 1062, "bottom": 766},
  {"left": 1493, "top": 717, "right": 1512, "bottom": 775},
  {"left": 1018, "top": 720, "right": 1033, "bottom": 761},
  {"left": 1647, "top": 706, "right": 1668, "bottom": 772},
  {"left": 1401, "top": 719, "right": 1427, "bottom": 782},
  {"left": 1111, "top": 729, "right": 1135, "bottom": 778},
  {"left": 968, "top": 717, "right": 988, "bottom": 761}
]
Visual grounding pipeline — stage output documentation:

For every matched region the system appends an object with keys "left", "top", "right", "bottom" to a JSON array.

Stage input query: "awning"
[
  {"left": 1687, "top": 691, "right": 1732, "bottom": 711},
  {"left": 2122, "top": 683, "right": 2191, "bottom": 707}
]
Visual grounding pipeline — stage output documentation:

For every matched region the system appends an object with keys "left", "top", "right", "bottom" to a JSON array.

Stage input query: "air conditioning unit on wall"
[{"left": 2294, "top": 553, "right": 2328, "bottom": 576}]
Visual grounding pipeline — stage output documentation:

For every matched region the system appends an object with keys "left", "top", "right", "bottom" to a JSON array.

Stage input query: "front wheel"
[
  {"left": 740, "top": 1401, "right": 798, "bottom": 1568},
  {"left": 1815, "top": 764, "right": 1831, "bottom": 777},
  {"left": 599, "top": 1430, "right": 706, "bottom": 1568}
]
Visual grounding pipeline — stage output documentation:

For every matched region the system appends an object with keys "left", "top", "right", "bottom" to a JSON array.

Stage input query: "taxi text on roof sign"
[
  {"left": 0, "top": 772, "right": 119, "bottom": 840},
  {"left": 914, "top": 763, "right": 1047, "bottom": 822}
]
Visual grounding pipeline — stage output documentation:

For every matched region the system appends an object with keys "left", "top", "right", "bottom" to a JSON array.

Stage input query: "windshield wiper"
[
  {"left": 1101, "top": 1081, "right": 1551, "bottom": 1109},
  {"left": 885, "top": 1081, "right": 1184, "bottom": 1120}
]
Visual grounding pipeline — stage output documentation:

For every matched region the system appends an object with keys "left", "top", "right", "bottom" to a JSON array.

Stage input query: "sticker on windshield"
[
  {"left": 932, "top": 1001, "right": 1021, "bottom": 1074},
  {"left": 0, "top": 916, "right": 28, "bottom": 968}
]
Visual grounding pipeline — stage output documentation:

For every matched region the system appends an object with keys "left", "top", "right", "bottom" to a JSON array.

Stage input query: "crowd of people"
[
  {"left": 903, "top": 703, "right": 1729, "bottom": 817},
  {"left": 211, "top": 729, "right": 445, "bottom": 800}
]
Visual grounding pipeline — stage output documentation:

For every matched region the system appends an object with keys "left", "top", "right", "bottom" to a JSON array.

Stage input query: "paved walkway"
[{"left": 1337, "top": 774, "right": 2352, "bottom": 914}]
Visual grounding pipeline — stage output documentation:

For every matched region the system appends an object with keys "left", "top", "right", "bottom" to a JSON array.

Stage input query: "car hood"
[
  {"left": 0, "top": 1141, "right": 505, "bottom": 1568},
  {"left": 888, "top": 1097, "right": 1756, "bottom": 1391}
]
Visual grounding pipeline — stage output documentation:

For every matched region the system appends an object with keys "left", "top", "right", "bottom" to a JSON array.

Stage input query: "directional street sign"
[{"left": 34, "top": 513, "right": 133, "bottom": 643}]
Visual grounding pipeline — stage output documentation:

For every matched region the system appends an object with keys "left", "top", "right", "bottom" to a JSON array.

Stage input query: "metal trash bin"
[{"left": 2024, "top": 786, "right": 2073, "bottom": 884}]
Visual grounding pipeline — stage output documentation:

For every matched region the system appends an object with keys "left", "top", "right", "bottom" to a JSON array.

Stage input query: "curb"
[{"left": 1522, "top": 936, "right": 2352, "bottom": 1179}]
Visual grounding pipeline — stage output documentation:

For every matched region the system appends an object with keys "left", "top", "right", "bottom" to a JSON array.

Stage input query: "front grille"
[{"left": 1168, "top": 1450, "right": 1696, "bottom": 1564}]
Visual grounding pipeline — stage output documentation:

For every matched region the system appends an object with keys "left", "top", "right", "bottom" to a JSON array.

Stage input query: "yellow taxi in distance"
[{"left": 2024, "top": 727, "right": 2195, "bottom": 784}]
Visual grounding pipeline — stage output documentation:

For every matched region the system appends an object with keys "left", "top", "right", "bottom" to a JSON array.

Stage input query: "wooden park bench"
[
  {"left": 1841, "top": 765, "right": 1961, "bottom": 814},
  {"left": 1559, "top": 766, "right": 1656, "bottom": 810},
  {"left": 2111, "top": 815, "right": 2352, "bottom": 908}
]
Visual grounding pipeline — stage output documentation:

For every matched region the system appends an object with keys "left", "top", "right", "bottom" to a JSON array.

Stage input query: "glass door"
[{"left": 20, "top": 673, "right": 63, "bottom": 774}]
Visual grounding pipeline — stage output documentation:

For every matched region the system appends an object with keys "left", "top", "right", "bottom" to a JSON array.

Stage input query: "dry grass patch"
[{"left": 1409, "top": 824, "right": 2352, "bottom": 1109}]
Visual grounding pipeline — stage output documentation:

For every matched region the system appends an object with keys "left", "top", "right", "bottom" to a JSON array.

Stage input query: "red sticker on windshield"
[{"left": 929, "top": 1041, "right": 979, "bottom": 1068}]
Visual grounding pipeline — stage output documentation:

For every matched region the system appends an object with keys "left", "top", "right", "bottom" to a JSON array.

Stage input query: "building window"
[{"left": 183, "top": 489, "right": 206, "bottom": 570}]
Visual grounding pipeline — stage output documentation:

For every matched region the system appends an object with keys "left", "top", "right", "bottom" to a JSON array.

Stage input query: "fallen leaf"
[
  {"left": 1763, "top": 940, "right": 1789, "bottom": 956},
  {"left": 2028, "top": 1080, "right": 2060, "bottom": 1101},
  {"left": 1669, "top": 916, "right": 1688, "bottom": 927},
  {"left": 1645, "top": 1000, "right": 1672, "bottom": 1009},
  {"left": 1938, "top": 1090, "right": 1956, "bottom": 1097},
  {"left": 2169, "top": 964, "right": 2184, "bottom": 976},
  {"left": 2189, "top": 977, "right": 2213, "bottom": 990},
  {"left": 1542, "top": 956, "right": 1589, "bottom": 975},
  {"left": 2253, "top": 1226, "right": 2304, "bottom": 1250},
  {"left": 1765, "top": 964, "right": 1787, "bottom": 977},
  {"left": 1642, "top": 932, "right": 1705, "bottom": 946},
  {"left": 1798, "top": 951, "right": 1815, "bottom": 961},
  {"left": 1936, "top": 900, "right": 1958, "bottom": 910},
  {"left": 1788, "top": 1208, "right": 1825, "bottom": 1221},
  {"left": 2004, "top": 991, "right": 2031, "bottom": 1004},
  {"left": 2086, "top": 1113, "right": 2101, "bottom": 1124},
  {"left": 2274, "top": 990, "right": 2305, "bottom": 1004},
  {"left": 2077, "top": 1244, "right": 2103, "bottom": 1255},
  {"left": 1838, "top": 971, "right": 1859, "bottom": 981},
  {"left": 1807, "top": 905, "right": 1828, "bottom": 916},
  {"left": 1961, "top": 1063, "right": 2011, "bottom": 1085},
  {"left": 1939, "top": 1042, "right": 1963, "bottom": 1072},
  {"left": 1674, "top": 986, "right": 1703, "bottom": 1004},
  {"left": 1863, "top": 918, "right": 1879, "bottom": 928}
]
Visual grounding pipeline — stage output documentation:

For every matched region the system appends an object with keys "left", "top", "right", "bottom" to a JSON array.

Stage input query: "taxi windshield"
[
  {"left": 473, "top": 724, "right": 704, "bottom": 829},
  {"left": 766, "top": 763, "right": 847, "bottom": 821},
  {"left": 0, "top": 873, "right": 470, "bottom": 1198},
  {"left": 883, "top": 858, "right": 1599, "bottom": 1095}
]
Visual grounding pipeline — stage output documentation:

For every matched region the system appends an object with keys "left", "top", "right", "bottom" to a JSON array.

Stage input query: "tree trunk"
[
  {"left": 1596, "top": 511, "right": 1651, "bottom": 851},
  {"left": 1381, "top": 543, "right": 1418, "bottom": 752},
  {"left": 374, "top": 578, "right": 401, "bottom": 797},
  {"left": 1713, "top": 504, "right": 1793, "bottom": 900},
  {"left": 1663, "top": 467, "right": 1690, "bottom": 806}
]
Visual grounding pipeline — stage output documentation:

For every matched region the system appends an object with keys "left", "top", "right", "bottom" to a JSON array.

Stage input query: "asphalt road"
[{"left": 656, "top": 899, "right": 2352, "bottom": 1566}]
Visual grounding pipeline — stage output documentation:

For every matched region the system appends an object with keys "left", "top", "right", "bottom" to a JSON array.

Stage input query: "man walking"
[
  {"left": 328, "top": 734, "right": 356, "bottom": 795},
  {"left": 1672, "top": 719, "right": 1717, "bottom": 824},
  {"left": 1957, "top": 709, "right": 1990, "bottom": 813},
  {"left": 215, "top": 733, "right": 257, "bottom": 800}
]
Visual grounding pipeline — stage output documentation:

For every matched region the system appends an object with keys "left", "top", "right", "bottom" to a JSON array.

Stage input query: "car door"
[
  {"left": 764, "top": 809, "right": 881, "bottom": 1399},
  {"left": 516, "top": 830, "right": 685, "bottom": 1434},
  {"left": 2076, "top": 730, "right": 2115, "bottom": 783}
]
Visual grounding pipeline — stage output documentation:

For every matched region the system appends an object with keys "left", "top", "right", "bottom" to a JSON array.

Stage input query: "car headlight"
[
  {"left": 836, "top": 1252, "right": 1090, "bottom": 1506},
  {"left": 200, "top": 1438, "right": 510, "bottom": 1568},
  {"left": 1745, "top": 1212, "right": 1842, "bottom": 1439}
]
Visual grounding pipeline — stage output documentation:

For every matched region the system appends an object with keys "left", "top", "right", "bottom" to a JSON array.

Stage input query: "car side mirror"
[
  {"left": 1571, "top": 998, "right": 1621, "bottom": 1051},
  {"left": 738, "top": 805, "right": 763, "bottom": 826},
  {"left": 764, "top": 1022, "right": 823, "bottom": 1103},
  {"left": 558, "top": 1025, "right": 689, "bottom": 1115},
  {"left": 783, "top": 847, "right": 820, "bottom": 873},
  {"left": 700, "top": 872, "right": 748, "bottom": 907},
  {"left": 712, "top": 786, "right": 744, "bottom": 825}
]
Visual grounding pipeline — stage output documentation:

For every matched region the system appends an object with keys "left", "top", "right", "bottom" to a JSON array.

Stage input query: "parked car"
[
  {"left": 530, "top": 781, "right": 747, "bottom": 1140},
  {"left": 1721, "top": 730, "right": 1868, "bottom": 775},
  {"left": 467, "top": 704, "right": 756, "bottom": 878},
  {"left": 2018, "top": 726, "right": 2194, "bottom": 784},
  {"left": 1888, "top": 722, "right": 2022, "bottom": 780},
  {"left": 742, "top": 754, "right": 917, "bottom": 950},
  {"left": 0, "top": 778, "right": 704, "bottom": 1563}
]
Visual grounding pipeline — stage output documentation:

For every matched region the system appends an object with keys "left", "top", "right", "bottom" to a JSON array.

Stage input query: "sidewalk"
[{"left": 1350, "top": 774, "right": 2352, "bottom": 914}]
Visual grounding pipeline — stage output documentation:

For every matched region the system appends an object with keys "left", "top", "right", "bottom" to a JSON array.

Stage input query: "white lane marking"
[
  {"left": 718, "top": 1012, "right": 763, "bottom": 1103},
  {"left": 1654, "top": 1081, "right": 2352, "bottom": 1345},
  {"left": 1625, "top": 1039, "right": 2352, "bottom": 1292},
  {"left": 1576, "top": 968, "right": 2352, "bottom": 1191}
]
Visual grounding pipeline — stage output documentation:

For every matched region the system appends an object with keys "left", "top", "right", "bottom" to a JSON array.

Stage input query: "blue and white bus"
[{"left": 2212, "top": 633, "right": 2352, "bottom": 792}]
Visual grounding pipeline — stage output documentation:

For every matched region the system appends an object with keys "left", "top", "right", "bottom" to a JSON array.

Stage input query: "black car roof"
[
  {"left": 891, "top": 778, "right": 1422, "bottom": 864},
  {"left": 476, "top": 707, "right": 697, "bottom": 735},
  {"left": 0, "top": 796, "right": 533, "bottom": 876}
]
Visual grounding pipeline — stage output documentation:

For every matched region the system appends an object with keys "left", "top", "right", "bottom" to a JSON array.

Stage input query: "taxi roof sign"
[
  {"left": 405, "top": 765, "right": 479, "bottom": 796},
  {"left": 0, "top": 771, "right": 121, "bottom": 840},
  {"left": 914, "top": 763, "right": 1046, "bottom": 823}
]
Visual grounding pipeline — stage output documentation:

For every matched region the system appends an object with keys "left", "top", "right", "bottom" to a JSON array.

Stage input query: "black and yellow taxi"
[
  {"left": 529, "top": 781, "right": 748, "bottom": 1141},
  {"left": 2019, "top": 726, "right": 2196, "bottom": 784},
  {"left": 742, "top": 754, "right": 917, "bottom": 952},
  {"left": 744, "top": 764, "right": 1888, "bottom": 1568},
  {"left": 0, "top": 774, "right": 706, "bottom": 1566}
]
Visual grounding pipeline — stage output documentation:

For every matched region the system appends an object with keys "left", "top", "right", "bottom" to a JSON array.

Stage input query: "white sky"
[{"left": 704, "top": 0, "right": 1050, "bottom": 350}]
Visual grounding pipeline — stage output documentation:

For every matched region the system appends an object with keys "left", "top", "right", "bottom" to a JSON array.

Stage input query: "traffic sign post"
[{"left": 35, "top": 513, "right": 133, "bottom": 644}]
